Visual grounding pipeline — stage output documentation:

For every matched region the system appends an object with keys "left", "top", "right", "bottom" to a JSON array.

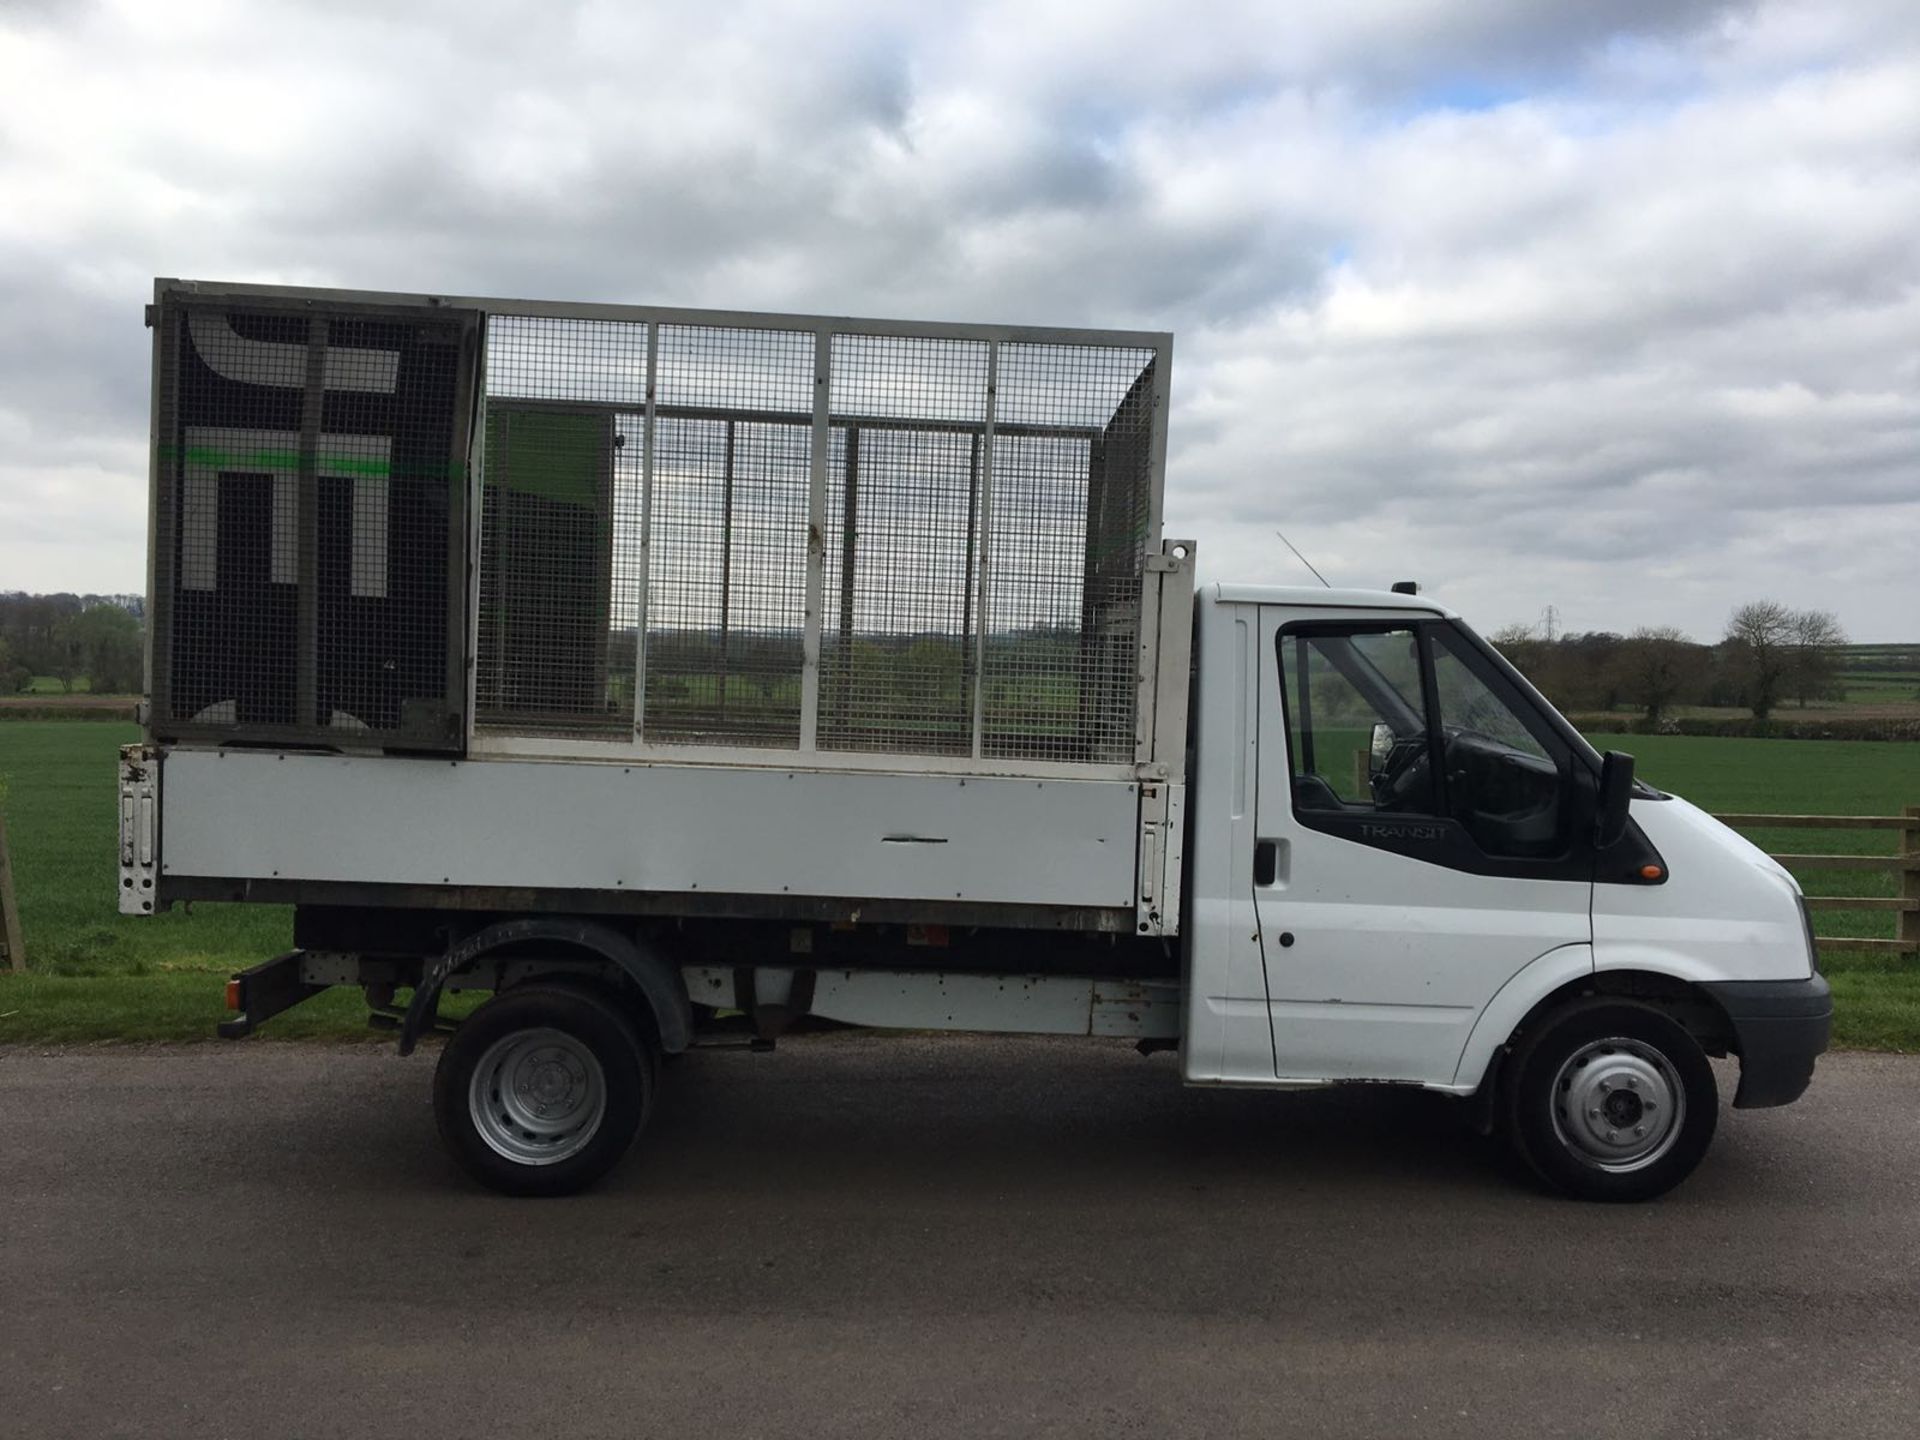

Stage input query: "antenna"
[{"left": 1274, "top": 530, "right": 1331, "bottom": 588}]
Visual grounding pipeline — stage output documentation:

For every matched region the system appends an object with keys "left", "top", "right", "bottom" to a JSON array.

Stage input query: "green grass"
[
  {"left": 1838, "top": 676, "right": 1920, "bottom": 705},
  {"left": 0, "top": 972, "right": 382, "bottom": 1044},
  {"left": 0, "top": 721, "right": 302, "bottom": 1043},
  {"left": 0, "top": 722, "right": 291, "bottom": 971},
  {"left": 1588, "top": 733, "right": 1920, "bottom": 814},
  {"left": 2, "top": 721, "right": 1916, "bottom": 1048}
]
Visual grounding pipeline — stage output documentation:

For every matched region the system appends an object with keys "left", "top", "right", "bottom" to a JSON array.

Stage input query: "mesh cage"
[
  {"left": 470, "top": 310, "right": 1162, "bottom": 764},
  {"left": 151, "top": 286, "right": 1166, "bottom": 769},
  {"left": 150, "top": 295, "right": 478, "bottom": 749}
]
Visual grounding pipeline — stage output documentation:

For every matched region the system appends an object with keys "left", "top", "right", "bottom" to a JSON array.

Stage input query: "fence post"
[
  {"left": 1904, "top": 805, "right": 1920, "bottom": 958},
  {"left": 0, "top": 814, "right": 24, "bottom": 973}
]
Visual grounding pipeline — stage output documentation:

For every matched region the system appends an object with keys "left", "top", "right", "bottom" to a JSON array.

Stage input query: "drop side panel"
[{"left": 159, "top": 750, "right": 1139, "bottom": 910}]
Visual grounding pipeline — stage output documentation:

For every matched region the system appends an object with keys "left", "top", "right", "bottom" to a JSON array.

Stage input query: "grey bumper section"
[{"left": 1702, "top": 974, "right": 1833, "bottom": 1109}]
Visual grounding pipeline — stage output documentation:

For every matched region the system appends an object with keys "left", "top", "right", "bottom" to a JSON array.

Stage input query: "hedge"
[{"left": 1567, "top": 713, "right": 1920, "bottom": 742}]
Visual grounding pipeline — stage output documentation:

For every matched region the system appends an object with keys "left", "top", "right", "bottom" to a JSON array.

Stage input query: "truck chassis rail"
[{"left": 218, "top": 951, "right": 325, "bottom": 1039}]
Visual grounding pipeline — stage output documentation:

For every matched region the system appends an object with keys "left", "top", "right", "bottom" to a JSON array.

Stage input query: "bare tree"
[
  {"left": 1723, "top": 601, "right": 1796, "bottom": 720},
  {"left": 1487, "top": 622, "right": 1556, "bottom": 700},
  {"left": 1788, "top": 608, "right": 1847, "bottom": 708},
  {"left": 0, "top": 634, "right": 25, "bottom": 696},
  {"left": 1616, "top": 626, "right": 1693, "bottom": 724}
]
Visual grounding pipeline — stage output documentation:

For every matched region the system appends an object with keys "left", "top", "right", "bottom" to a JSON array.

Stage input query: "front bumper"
[{"left": 1702, "top": 975, "right": 1833, "bottom": 1109}]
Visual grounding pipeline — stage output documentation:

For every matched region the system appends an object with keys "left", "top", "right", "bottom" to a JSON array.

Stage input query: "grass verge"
[{"left": 0, "top": 971, "right": 384, "bottom": 1044}]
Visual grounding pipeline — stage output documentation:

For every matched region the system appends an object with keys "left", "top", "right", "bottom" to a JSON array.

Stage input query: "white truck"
[{"left": 120, "top": 279, "right": 1830, "bottom": 1202}]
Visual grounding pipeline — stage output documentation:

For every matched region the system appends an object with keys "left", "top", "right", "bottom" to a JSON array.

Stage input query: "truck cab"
[{"left": 1182, "top": 584, "right": 1830, "bottom": 1198}]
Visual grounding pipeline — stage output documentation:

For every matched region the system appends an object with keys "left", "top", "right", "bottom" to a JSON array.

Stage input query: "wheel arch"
[
  {"left": 399, "top": 917, "right": 693, "bottom": 1057},
  {"left": 1456, "top": 946, "right": 1738, "bottom": 1119}
]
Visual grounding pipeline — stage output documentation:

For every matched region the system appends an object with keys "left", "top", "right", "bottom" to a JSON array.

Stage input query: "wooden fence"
[
  {"left": 1711, "top": 806, "right": 1920, "bottom": 959},
  {"left": 0, "top": 814, "right": 23, "bottom": 973}
]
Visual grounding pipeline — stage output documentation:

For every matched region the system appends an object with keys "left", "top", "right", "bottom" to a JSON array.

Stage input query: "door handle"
[{"left": 1253, "top": 839, "right": 1278, "bottom": 887}]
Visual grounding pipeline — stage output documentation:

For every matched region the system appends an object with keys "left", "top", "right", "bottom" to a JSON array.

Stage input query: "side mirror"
[
  {"left": 1595, "top": 750, "right": 1636, "bottom": 849},
  {"left": 1368, "top": 722, "right": 1395, "bottom": 777}
]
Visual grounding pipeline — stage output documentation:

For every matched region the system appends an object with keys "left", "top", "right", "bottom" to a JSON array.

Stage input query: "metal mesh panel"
[
  {"left": 819, "top": 335, "right": 989, "bottom": 755},
  {"left": 152, "top": 298, "right": 475, "bottom": 748},
  {"left": 151, "top": 287, "right": 1166, "bottom": 768},
  {"left": 980, "top": 429, "right": 1092, "bottom": 759},
  {"left": 657, "top": 323, "right": 813, "bottom": 414},
  {"left": 476, "top": 405, "right": 625, "bottom": 732},
  {"left": 475, "top": 316, "right": 648, "bottom": 734},
  {"left": 486, "top": 315, "right": 648, "bottom": 406},
  {"left": 642, "top": 326, "right": 814, "bottom": 747},
  {"left": 985, "top": 344, "right": 1158, "bottom": 763}
]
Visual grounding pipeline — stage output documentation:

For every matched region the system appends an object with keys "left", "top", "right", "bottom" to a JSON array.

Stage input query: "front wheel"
[
  {"left": 1505, "top": 999, "right": 1718, "bottom": 1203},
  {"left": 432, "top": 984, "right": 654, "bottom": 1197}
]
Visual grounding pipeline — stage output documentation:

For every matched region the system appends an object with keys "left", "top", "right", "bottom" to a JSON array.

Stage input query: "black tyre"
[
  {"left": 433, "top": 984, "right": 655, "bottom": 1197},
  {"left": 1505, "top": 999, "right": 1718, "bottom": 1203}
]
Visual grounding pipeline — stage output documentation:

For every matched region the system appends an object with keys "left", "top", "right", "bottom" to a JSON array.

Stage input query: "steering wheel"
[{"left": 1369, "top": 734, "right": 1430, "bottom": 810}]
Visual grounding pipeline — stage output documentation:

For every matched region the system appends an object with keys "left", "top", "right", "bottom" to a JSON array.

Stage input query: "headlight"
[{"left": 1796, "top": 894, "right": 1821, "bottom": 976}]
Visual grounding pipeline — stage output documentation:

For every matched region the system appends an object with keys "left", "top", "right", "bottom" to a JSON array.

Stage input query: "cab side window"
[
  {"left": 1278, "top": 620, "right": 1578, "bottom": 870},
  {"left": 1279, "top": 628, "right": 1438, "bottom": 817}
]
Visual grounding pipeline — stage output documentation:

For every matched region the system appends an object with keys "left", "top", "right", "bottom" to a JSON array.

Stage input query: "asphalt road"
[{"left": 3, "top": 1035, "right": 1916, "bottom": 1439}]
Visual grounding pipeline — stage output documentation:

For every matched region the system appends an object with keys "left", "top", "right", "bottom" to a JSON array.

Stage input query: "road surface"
[{"left": 3, "top": 1035, "right": 1915, "bottom": 1438}]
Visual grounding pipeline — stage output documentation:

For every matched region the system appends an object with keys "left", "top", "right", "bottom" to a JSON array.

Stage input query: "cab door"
[{"left": 1251, "top": 609, "right": 1594, "bottom": 1084}]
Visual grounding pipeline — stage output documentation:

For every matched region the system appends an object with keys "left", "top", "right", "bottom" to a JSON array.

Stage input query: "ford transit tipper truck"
[{"left": 118, "top": 280, "right": 1831, "bottom": 1201}]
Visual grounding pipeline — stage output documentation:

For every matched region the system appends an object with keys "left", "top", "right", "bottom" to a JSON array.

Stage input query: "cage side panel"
[
  {"left": 475, "top": 406, "right": 621, "bottom": 731},
  {"left": 643, "top": 325, "right": 814, "bottom": 747},
  {"left": 473, "top": 317, "right": 648, "bottom": 736},
  {"left": 454, "top": 303, "right": 1162, "bottom": 767},
  {"left": 818, "top": 334, "right": 991, "bottom": 756},
  {"left": 1084, "top": 359, "right": 1158, "bottom": 762},
  {"left": 985, "top": 344, "right": 1157, "bottom": 763},
  {"left": 979, "top": 430, "right": 1087, "bottom": 760},
  {"left": 152, "top": 297, "right": 476, "bottom": 748}
]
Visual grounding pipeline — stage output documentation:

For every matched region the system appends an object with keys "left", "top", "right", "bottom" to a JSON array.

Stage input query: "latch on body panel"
[
  {"left": 1136, "top": 782, "right": 1168, "bottom": 935},
  {"left": 118, "top": 745, "right": 161, "bottom": 916}
]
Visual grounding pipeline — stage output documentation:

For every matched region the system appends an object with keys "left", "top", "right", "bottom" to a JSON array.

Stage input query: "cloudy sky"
[{"left": 2, "top": 0, "right": 1916, "bottom": 641}]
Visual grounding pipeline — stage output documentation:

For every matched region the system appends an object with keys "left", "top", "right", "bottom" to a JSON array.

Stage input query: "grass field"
[
  {"left": 2, "top": 721, "right": 1916, "bottom": 1047},
  {"left": 0, "top": 721, "right": 307, "bottom": 1042},
  {"left": 1832, "top": 643, "right": 1920, "bottom": 709}
]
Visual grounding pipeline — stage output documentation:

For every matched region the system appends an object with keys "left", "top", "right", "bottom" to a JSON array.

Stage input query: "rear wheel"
[
  {"left": 516, "top": 973, "right": 663, "bottom": 1122},
  {"left": 433, "top": 984, "right": 654, "bottom": 1196},
  {"left": 1506, "top": 999, "right": 1717, "bottom": 1203}
]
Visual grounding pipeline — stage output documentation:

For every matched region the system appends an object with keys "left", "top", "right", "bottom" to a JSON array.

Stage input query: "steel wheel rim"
[
  {"left": 1549, "top": 1036, "right": 1685, "bottom": 1173},
  {"left": 468, "top": 1027, "right": 607, "bottom": 1167}
]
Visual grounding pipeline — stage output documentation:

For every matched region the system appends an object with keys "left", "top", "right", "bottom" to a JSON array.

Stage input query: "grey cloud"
[{"left": 2, "top": 0, "right": 1917, "bottom": 640}]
